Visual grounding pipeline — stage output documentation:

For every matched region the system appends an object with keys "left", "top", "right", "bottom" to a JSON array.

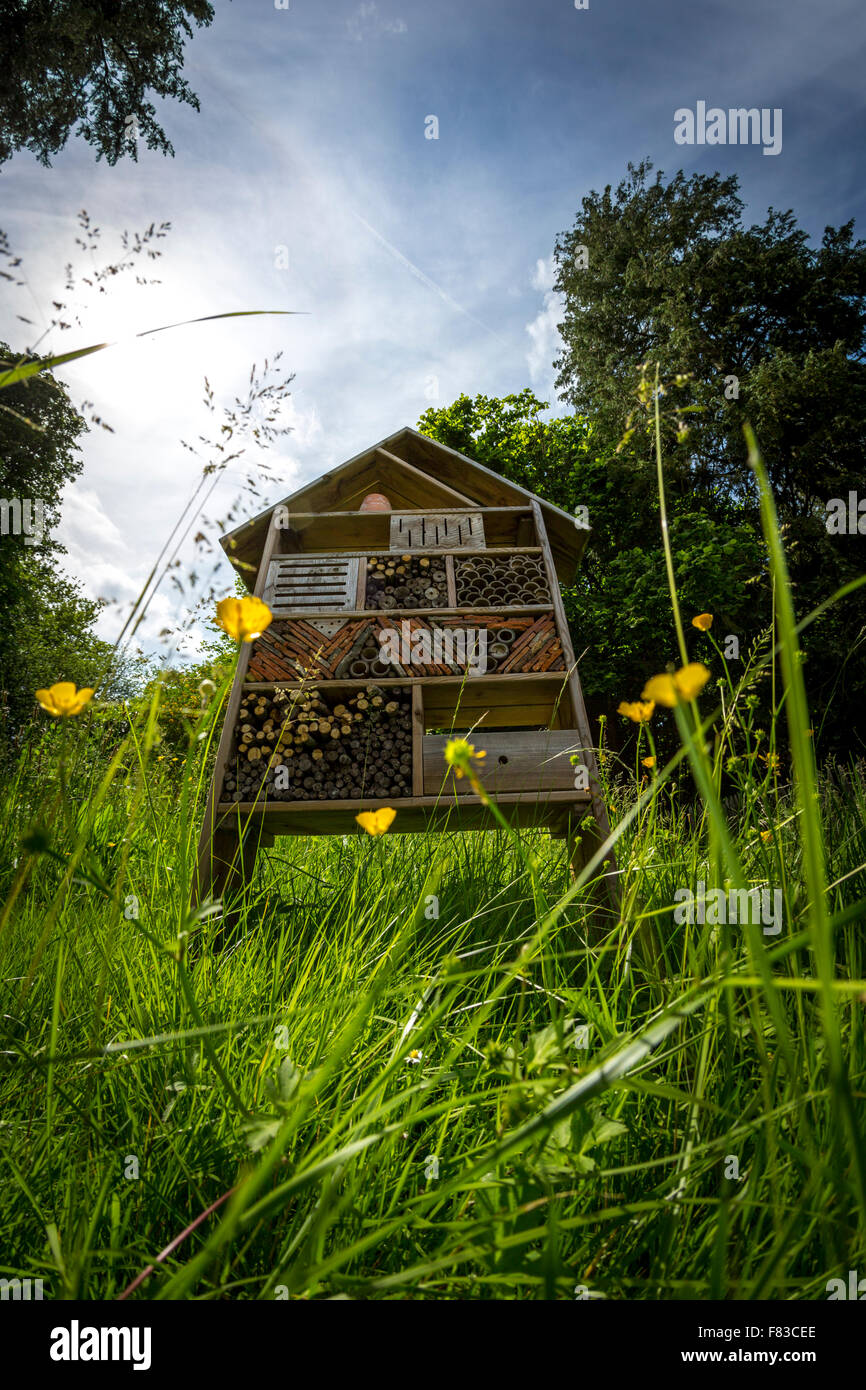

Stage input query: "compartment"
[
  {"left": 272, "top": 508, "right": 536, "bottom": 557},
  {"left": 246, "top": 614, "right": 564, "bottom": 682},
  {"left": 276, "top": 512, "right": 389, "bottom": 555},
  {"left": 370, "top": 615, "right": 563, "bottom": 675},
  {"left": 365, "top": 553, "right": 449, "bottom": 609},
  {"left": 420, "top": 674, "right": 574, "bottom": 732},
  {"left": 389, "top": 511, "right": 485, "bottom": 550},
  {"left": 423, "top": 730, "right": 587, "bottom": 796},
  {"left": 222, "top": 684, "right": 414, "bottom": 803},
  {"left": 262, "top": 555, "right": 360, "bottom": 613},
  {"left": 455, "top": 554, "right": 550, "bottom": 606},
  {"left": 247, "top": 618, "right": 388, "bottom": 682}
]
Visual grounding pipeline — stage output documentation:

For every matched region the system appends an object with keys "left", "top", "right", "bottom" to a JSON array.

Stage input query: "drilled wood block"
[{"left": 390, "top": 512, "right": 485, "bottom": 550}]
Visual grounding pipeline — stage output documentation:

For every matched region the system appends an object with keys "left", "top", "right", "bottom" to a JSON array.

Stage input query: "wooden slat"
[
  {"left": 354, "top": 557, "right": 367, "bottom": 609},
  {"left": 532, "top": 499, "right": 617, "bottom": 893},
  {"left": 445, "top": 555, "right": 457, "bottom": 607},
  {"left": 374, "top": 446, "right": 475, "bottom": 508},
  {"left": 411, "top": 685, "right": 424, "bottom": 796},
  {"left": 217, "top": 787, "right": 589, "bottom": 817},
  {"left": 196, "top": 512, "right": 280, "bottom": 895},
  {"left": 423, "top": 731, "right": 584, "bottom": 795}
]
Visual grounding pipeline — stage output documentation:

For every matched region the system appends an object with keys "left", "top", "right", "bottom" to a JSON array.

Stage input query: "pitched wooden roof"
[{"left": 221, "top": 425, "right": 589, "bottom": 585}]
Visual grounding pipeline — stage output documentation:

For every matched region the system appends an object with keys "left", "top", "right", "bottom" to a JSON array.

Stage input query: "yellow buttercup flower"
[
  {"left": 35, "top": 682, "right": 94, "bottom": 717},
  {"left": 444, "top": 738, "right": 487, "bottom": 780},
  {"left": 617, "top": 699, "right": 655, "bottom": 723},
  {"left": 216, "top": 595, "right": 273, "bottom": 643},
  {"left": 760, "top": 829, "right": 773, "bottom": 843},
  {"left": 642, "top": 756, "right": 656, "bottom": 769},
  {"left": 692, "top": 613, "right": 713, "bottom": 632},
  {"left": 642, "top": 662, "right": 710, "bottom": 707},
  {"left": 356, "top": 807, "right": 397, "bottom": 837}
]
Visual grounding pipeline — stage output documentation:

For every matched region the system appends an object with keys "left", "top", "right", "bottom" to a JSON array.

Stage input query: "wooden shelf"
[
  {"left": 275, "top": 508, "right": 536, "bottom": 556},
  {"left": 257, "top": 604, "right": 555, "bottom": 620},
  {"left": 218, "top": 789, "right": 590, "bottom": 813},
  {"left": 241, "top": 670, "right": 571, "bottom": 690},
  {"left": 278, "top": 546, "right": 544, "bottom": 559}
]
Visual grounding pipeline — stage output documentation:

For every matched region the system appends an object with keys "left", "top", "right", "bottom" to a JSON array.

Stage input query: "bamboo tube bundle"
[
  {"left": 364, "top": 554, "right": 448, "bottom": 610},
  {"left": 222, "top": 684, "right": 413, "bottom": 803},
  {"left": 454, "top": 555, "right": 550, "bottom": 606}
]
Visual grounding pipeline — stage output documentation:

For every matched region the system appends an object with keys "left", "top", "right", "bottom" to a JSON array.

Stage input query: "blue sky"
[{"left": 2, "top": 0, "right": 865, "bottom": 655}]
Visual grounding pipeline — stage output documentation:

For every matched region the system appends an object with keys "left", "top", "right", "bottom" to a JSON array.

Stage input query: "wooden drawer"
[{"left": 422, "top": 730, "right": 587, "bottom": 796}]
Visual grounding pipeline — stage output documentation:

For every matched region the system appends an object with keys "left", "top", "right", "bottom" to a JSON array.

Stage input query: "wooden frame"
[{"left": 197, "top": 476, "right": 616, "bottom": 927}]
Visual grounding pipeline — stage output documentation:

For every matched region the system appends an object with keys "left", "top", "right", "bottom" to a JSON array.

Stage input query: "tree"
[
  {"left": 417, "top": 391, "right": 765, "bottom": 751},
  {"left": 0, "top": 0, "right": 214, "bottom": 167},
  {"left": 0, "top": 343, "right": 135, "bottom": 750},
  {"left": 552, "top": 161, "right": 866, "bottom": 755}
]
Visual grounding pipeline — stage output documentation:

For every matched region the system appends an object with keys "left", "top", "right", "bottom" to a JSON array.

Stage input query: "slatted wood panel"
[
  {"left": 263, "top": 556, "right": 360, "bottom": 613},
  {"left": 390, "top": 512, "right": 485, "bottom": 550},
  {"left": 423, "top": 730, "right": 584, "bottom": 795}
]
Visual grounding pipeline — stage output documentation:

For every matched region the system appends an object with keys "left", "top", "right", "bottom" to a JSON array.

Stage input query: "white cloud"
[
  {"left": 525, "top": 256, "right": 563, "bottom": 402},
  {"left": 346, "top": 3, "right": 407, "bottom": 42}
]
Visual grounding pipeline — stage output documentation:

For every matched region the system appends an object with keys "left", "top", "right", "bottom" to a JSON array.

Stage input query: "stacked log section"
[
  {"left": 365, "top": 554, "right": 448, "bottom": 610},
  {"left": 222, "top": 685, "right": 413, "bottom": 803},
  {"left": 455, "top": 555, "right": 550, "bottom": 606}
]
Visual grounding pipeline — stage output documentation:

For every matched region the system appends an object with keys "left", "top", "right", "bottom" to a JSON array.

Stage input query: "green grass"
[{"left": 1, "top": 436, "right": 865, "bottom": 1300}]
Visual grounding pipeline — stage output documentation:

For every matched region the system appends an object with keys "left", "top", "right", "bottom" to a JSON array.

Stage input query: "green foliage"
[
  {"left": 142, "top": 624, "right": 235, "bottom": 759},
  {"left": 0, "top": 0, "right": 215, "bottom": 166},
  {"left": 552, "top": 160, "right": 866, "bottom": 754},
  {"left": 0, "top": 344, "right": 141, "bottom": 750},
  {"left": 418, "top": 391, "right": 765, "bottom": 743}
]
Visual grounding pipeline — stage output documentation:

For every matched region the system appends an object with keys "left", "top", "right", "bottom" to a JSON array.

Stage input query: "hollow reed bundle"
[
  {"left": 365, "top": 554, "right": 448, "bottom": 610},
  {"left": 455, "top": 554, "right": 550, "bottom": 606},
  {"left": 223, "top": 684, "right": 413, "bottom": 802}
]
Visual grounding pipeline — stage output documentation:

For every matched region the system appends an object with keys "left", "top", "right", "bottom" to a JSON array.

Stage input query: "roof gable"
[{"left": 221, "top": 426, "right": 588, "bottom": 584}]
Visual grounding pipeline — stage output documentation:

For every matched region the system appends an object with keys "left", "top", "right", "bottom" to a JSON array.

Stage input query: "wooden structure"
[{"left": 196, "top": 427, "right": 616, "bottom": 911}]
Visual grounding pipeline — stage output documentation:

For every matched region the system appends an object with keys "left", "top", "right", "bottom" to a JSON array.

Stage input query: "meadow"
[{"left": 1, "top": 435, "right": 865, "bottom": 1302}]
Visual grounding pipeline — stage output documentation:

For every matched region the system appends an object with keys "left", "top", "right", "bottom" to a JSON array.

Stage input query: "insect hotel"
[{"left": 196, "top": 427, "right": 613, "bottom": 904}]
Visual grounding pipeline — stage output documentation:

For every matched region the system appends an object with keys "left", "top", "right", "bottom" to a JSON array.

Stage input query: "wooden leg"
[
  {"left": 557, "top": 812, "right": 620, "bottom": 945},
  {"left": 195, "top": 821, "right": 274, "bottom": 948}
]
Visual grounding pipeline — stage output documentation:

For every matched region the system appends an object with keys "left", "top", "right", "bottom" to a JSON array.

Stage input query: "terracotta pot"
[{"left": 360, "top": 493, "right": 392, "bottom": 512}]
